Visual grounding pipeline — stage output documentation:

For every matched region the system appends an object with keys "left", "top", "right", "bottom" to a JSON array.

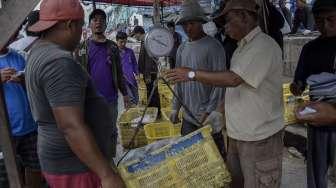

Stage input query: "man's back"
[{"left": 26, "top": 40, "right": 116, "bottom": 174}]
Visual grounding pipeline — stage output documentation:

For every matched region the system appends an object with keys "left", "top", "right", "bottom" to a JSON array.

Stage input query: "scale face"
[{"left": 144, "top": 27, "right": 174, "bottom": 58}]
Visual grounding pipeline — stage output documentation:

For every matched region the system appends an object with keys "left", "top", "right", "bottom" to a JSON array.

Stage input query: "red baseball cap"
[{"left": 28, "top": 0, "right": 84, "bottom": 32}]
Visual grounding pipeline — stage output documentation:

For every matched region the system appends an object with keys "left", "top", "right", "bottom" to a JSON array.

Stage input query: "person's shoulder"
[
  {"left": 107, "top": 39, "right": 118, "bottom": 48},
  {"left": 204, "top": 36, "right": 225, "bottom": 51},
  {"left": 43, "top": 57, "right": 85, "bottom": 79},
  {"left": 303, "top": 37, "right": 323, "bottom": 50},
  {"left": 209, "top": 36, "right": 224, "bottom": 45},
  {"left": 257, "top": 33, "right": 280, "bottom": 47},
  {"left": 8, "top": 48, "right": 23, "bottom": 57},
  {"left": 253, "top": 32, "right": 282, "bottom": 54}
]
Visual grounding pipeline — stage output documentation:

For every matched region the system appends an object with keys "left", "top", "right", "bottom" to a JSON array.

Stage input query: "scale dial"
[{"left": 144, "top": 27, "right": 175, "bottom": 58}]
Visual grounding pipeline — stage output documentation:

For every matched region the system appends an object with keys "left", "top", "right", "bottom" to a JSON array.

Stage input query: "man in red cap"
[
  {"left": 25, "top": 0, "right": 125, "bottom": 187},
  {"left": 166, "top": 0, "right": 284, "bottom": 187}
]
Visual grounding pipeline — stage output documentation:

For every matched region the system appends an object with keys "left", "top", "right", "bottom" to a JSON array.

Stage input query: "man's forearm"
[
  {"left": 216, "top": 100, "right": 225, "bottom": 114},
  {"left": 53, "top": 107, "right": 117, "bottom": 179},
  {"left": 195, "top": 70, "right": 243, "bottom": 87}
]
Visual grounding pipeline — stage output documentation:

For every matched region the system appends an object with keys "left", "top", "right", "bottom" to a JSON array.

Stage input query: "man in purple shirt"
[
  {"left": 116, "top": 31, "right": 139, "bottom": 105},
  {"left": 77, "top": 9, "right": 130, "bottom": 141}
]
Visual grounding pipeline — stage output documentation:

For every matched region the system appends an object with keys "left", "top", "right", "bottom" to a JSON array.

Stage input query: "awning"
[{"left": 83, "top": 0, "right": 182, "bottom": 6}]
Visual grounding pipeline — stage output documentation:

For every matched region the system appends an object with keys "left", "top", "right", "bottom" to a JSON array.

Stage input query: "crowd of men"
[{"left": 0, "top": 0, "right": 335, "bottom": 188}]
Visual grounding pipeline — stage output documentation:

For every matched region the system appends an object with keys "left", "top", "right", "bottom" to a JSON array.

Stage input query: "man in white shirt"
[{"left": 166, "top": 0, "right": 284, "bottom": 187}]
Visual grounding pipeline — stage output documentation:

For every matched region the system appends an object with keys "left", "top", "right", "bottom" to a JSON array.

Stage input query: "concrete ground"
[
  {"left": 282, "top": 147, "right": 336, "bottom": 188},
  {"left": 281, "top": 124, "right": 336, "bottom": 188}
]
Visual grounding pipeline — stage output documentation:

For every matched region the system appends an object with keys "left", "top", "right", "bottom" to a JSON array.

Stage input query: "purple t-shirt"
[
  {"left": 88, "top": 40, "right": 118, "bottom": 103},
  {"left": 120, "top": 48, "right": 138, "bottom": 87}
]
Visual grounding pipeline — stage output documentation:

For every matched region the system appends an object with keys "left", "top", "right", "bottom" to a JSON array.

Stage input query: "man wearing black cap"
[
  {"left": 132, "top": 26, "right": 161, "bottom": 112},
  {"left": 290, "top": 0, "right": 336, "bottom": 187},
  {"left": 77, "top": 9, "right": 130, "bottom": 145}
]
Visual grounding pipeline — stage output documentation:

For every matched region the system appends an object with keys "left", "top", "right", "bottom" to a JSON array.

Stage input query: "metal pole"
[{"left": 0, "top": 81, "right": 23, "bottom": 188}]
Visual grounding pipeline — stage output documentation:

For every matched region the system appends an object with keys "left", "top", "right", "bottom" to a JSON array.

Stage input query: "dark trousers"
[
  {"left": 145, "top": 75, "right": 161, "bottom": 112},
  {"left": 307, "top": 126, "right": 336, "bottom": 188},
  {"left": 182, "top": 119, "right": 226, "bottom": 160}
]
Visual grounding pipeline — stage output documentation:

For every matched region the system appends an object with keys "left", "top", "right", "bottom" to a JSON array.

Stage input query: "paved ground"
[{"left": 282, "top": 147, "right": 336, "bottom": 188}]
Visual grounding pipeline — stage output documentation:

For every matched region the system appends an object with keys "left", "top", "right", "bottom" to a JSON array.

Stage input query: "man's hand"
[
  {"left": 123, "top": 96, "right": 131, "bottom": 110},
  {"left": 204, "top": 111, "right": 225, "bottom": 134},
  {"left": 10, "top": 72, "right": 24, "bottom": 83},
  {"left": 290, "top": 82, "right": 304, "bottom": 96},
  {"left": 295, "top": 102, "right": 336, "bottom": 126},
  {"left": 200, "top": 112, "right": 210, "bottom": 124},
  {"left": 169, "top": 110, "right": 180, "bottom": 124},
  {"left": 165, "top": 67, "right": 192, "bottom": 84},
  {"left": 0, "top": 68, "right": 16, "bottom": 83},
  {"left": 101, "top": 173, "right": 126, "bottom": 188}
]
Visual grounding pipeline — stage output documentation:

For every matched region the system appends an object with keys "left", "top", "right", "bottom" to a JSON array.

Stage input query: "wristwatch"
[{"left": 188, "top": 71, "right": 196, "bottom": 81}]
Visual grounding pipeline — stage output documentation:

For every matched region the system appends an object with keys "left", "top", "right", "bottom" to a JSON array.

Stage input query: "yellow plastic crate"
[
  {"left": 119, "top": 126, "right": 231, "bottom": 188},
  {"left": 161, "top": 108, "right": 183, "bottom": 122},
  {"left": 118, "top": 107, "right": 158, "bottom": 149},
  {"left": 159, "top": 83, "right": 174, "bottom": 109},
  {"left": 138, "top": 87, "right": 147, "bottom": 106},
  {"left": 144, "top": 122, "right": 182, "bottom": 143},
  {"left": 283, "top": 83, "right": 310, "bottom": 125}
]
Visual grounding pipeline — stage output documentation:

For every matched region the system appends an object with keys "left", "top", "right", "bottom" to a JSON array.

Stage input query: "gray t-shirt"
[
  {"left": 172, "top": 36, "right": 226, "bottom": 125},
  {"left": 26, "top": 40, "right": 117, "bottom": 174}
]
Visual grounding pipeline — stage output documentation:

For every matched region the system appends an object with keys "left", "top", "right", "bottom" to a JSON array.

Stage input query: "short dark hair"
[
  {"left": 167, "top": 21, "right": 175, "bottom": 28},
  {"left": 116, "top": 31, "right": 128, "bottom": 40},
  {"left": 89, "top": 9, "right": 107, "bottom": 23},
  {"left": 132, "top": 26, "right": 145, "bottom": 35},
  {"left": 25, "top": 10, "right": 41, "bottom": 37}
]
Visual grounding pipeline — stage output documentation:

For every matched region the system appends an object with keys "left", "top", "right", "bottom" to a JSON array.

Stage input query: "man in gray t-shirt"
[
  {"left": 27, "top": 40, "right": 116, "bottom": 174},
  {"left": 25, "top": 0, "right": 125, "bottom": 187},
  {"left": 170, "top": 0, "right": 226, "bottom": 135}
]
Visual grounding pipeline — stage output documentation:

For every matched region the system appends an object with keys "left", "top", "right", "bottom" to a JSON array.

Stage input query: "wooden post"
[
  {"left": 0, "top": 1, "right": 39, "bottom": 187},
  {"left": 0, "top": 82, "right": 23, "bottom": 188},
  {"left": 0, "top": 0, "right": 40, "bottom": 49}
]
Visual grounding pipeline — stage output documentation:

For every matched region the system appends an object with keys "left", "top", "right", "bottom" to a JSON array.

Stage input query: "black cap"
[
  {"left": 132, "top": 26, "right": 145, "bottom": 35},
  {"left": 166, "top": 21, "right": 175, "bottom": 28},
  {"left": 312, "top": 0, "right": 336, "bottom": 14},
  {"left": 89, "top": 9, "right": 107, "bottom": 22},
  {"left": 116, "top": 31, "right": 128, "bottom": 40}
]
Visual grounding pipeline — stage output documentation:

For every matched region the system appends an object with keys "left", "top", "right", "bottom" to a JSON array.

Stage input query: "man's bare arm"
[{"left": 52, "top": 106, "right": 125, "bottom": 187}]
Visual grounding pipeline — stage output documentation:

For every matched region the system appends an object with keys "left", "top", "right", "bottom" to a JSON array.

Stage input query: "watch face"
[
  {"left": 144, "top": 27, "right": 174, "bottom": 57},
  {"left": 188, "top": 71, "right": 195, "bottom": 79}
]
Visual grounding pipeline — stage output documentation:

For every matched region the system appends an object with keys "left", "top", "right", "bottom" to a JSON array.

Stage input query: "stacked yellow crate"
[
  {"left": 137, "top": 75, "right": 147, "bottom": 106},
  {"left": 158, "top": 82, "right": 174, "bottom": 110},
  {"left": 119, "top": 126, "right": 231, "bottom": 188},
  {"left": 283, "top": 83, "right": 310, "bottom": 125},
  {"left": 118, "top": 107, "right": 158, "bottom": 149}
]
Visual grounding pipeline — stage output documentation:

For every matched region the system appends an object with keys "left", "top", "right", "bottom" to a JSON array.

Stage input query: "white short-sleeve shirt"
[{"left": 225, "top": 27, "right": 284, "bottom": 141}]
